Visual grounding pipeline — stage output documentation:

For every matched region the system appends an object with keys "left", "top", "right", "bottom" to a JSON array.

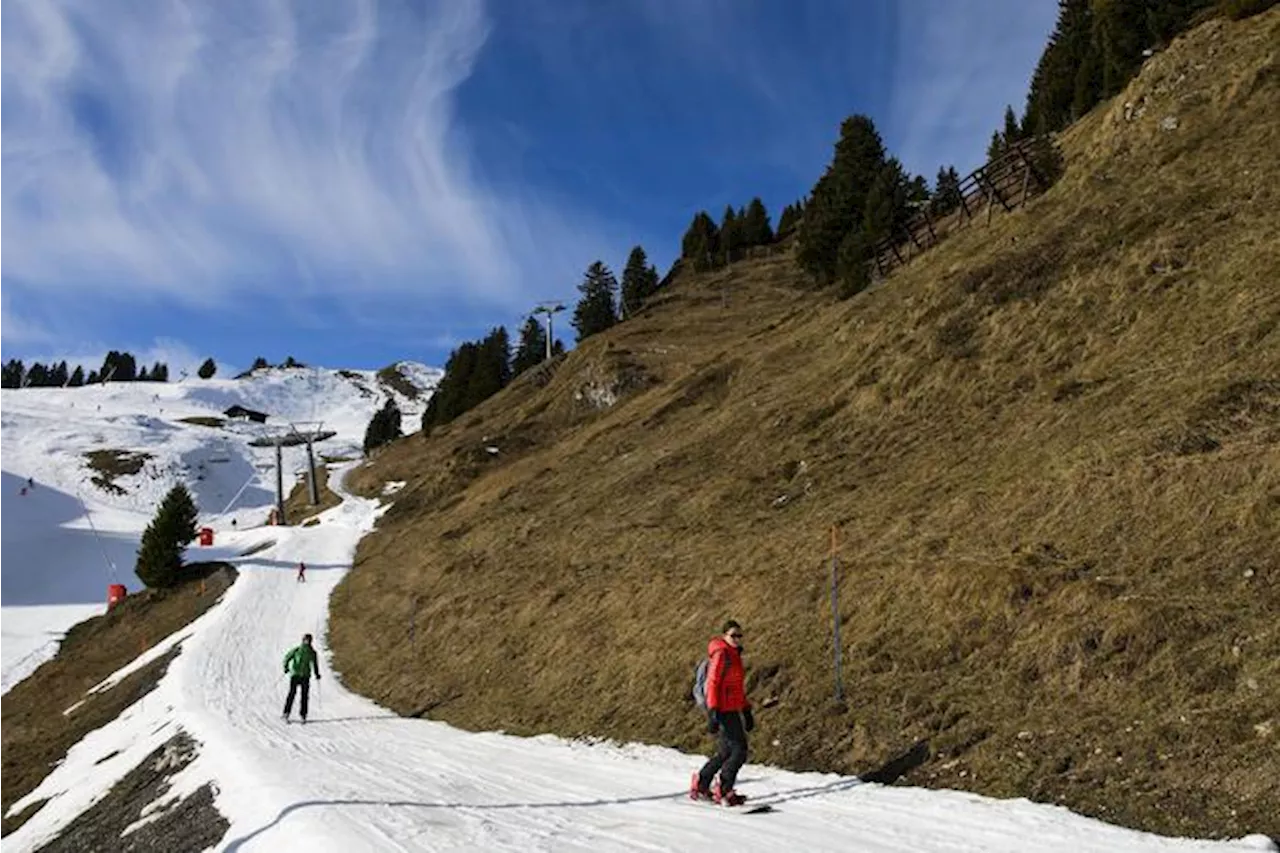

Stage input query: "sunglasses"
[{"left": 728, "top": 633, "right": 744, "bottom": 640}]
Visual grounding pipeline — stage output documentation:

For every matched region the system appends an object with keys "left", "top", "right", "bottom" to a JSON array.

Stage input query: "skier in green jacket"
[{"left": 282, "top": 633, "right": 321, "bottom": 723}]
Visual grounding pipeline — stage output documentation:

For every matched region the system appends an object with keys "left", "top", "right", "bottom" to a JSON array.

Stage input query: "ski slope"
[
  {"left": 1, "top": 363, "right": 439, "bottom": 690},
  {"left": 2, "top": 376, "right": 1276, "bottom": 852}
]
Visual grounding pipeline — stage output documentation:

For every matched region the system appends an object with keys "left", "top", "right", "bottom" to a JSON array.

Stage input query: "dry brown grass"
[
  {"left": 282, "top": 464, "right": 342, "bottom": 524},
  {"left": 83, "top": 449, "right": 152, "bottom": 494},
  {"left": 1, "top": 565, "right": 236, "bottom": 836},
  {"left": 330, "top": 10, "right": 1280, "bottom": 840}
]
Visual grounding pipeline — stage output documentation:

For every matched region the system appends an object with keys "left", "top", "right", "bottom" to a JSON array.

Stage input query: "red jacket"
[{"left": 705, "top": 636, "right": 750, "bottom": 713}]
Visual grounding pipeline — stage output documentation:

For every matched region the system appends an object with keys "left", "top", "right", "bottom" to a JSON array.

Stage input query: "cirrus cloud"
[{"left": 1, "top": 0, "right": 616, "bottom": 318}]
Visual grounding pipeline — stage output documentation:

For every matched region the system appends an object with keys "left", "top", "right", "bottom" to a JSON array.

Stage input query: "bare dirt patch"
[
  {"left": 1, "top": 565, "right": 237, "bottom": 837},
  {"left": 376, "top": 363, "right": 422, "bottom": 400},
  {"left": 83, "top": 449, "right": 153, "bottom": 494},
  {"left": 30, "top": 733, "right": 228, "bottom": 853},
  {"left": 177, "top": 416, "right": 225, "bottom": 428}
]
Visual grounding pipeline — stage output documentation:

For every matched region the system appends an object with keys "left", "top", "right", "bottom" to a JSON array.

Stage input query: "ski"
[{"left": 689, "top": 799, "right": 775, "bottom": 814}]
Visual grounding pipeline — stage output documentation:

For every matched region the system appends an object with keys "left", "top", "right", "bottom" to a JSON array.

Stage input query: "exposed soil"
[
  {"left": 32, "top": 733, "right": 228, "bottom": 853},
  {"left": 82, "top": 449, "right": 153, "bottom": 494}
]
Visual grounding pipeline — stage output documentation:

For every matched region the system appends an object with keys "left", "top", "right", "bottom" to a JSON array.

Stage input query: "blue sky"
[{"left": 2, "top": 0, "right": 1054, "bottom": 375}]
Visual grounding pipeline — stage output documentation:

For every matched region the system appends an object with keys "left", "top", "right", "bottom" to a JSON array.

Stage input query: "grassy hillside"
[{"left": 331, "top": 10, "right": 1280, "bottom": 840}]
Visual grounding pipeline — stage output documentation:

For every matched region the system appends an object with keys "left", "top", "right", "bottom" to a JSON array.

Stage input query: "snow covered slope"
[
  {"left": 3, "top": 465, "right": 1274, "bottom": 852},
  {"left": 0, "top": 362, "right": 439, "bottom": 690}
]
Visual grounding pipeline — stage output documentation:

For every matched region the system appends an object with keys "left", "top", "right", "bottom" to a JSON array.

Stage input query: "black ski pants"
[
  {"left": 283, "top": 676, "right": 311, "bottom": 719},
  {"left": 697, "top": 710, "right": 749, "bottom": 793}
]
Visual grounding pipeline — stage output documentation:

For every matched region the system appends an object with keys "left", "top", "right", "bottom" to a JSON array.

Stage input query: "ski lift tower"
[
  {"left": 248, "top": 426, "right": 296, "bottom": 525},
  {"left": 531, "top": 302, "right": 566, "bottom": 362},
  {"left": 247, "top": 421, "right": 339, "bottom": 523},
  {"left": 287, "top": 420, "right": 336, "bottom": 506}
]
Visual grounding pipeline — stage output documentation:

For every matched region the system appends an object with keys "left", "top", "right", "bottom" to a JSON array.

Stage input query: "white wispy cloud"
[
  {"left": 1, "top": 0, "right": 614, "bottom": 321},
  {"left": 887, "top": 0, "right": 1056, "bottom": 180}
]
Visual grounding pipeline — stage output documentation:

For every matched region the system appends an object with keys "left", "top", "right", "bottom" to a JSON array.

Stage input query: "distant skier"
[
  {"left": 27, "top": 477, "right": 34, "bottom": 489},
  {"left": 297, "top": 561, "right": 306, "bottom": 583},
  {"left": 282, "top": 633, "right": 321, "bottom": 723},
  {"left": 690, "top": 620, "right": 754, "bottom": 806}
]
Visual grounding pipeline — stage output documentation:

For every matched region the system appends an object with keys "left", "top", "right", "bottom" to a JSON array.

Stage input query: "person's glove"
[
  {"left": 744, "top": 708, "right": 755, "bottom": 732},
  {"left": 707, "top": 711, "right": 720, "bottom": 735}
]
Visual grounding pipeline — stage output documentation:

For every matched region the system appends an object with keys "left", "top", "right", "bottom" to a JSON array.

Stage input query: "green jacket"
[{"left": 283, "top": 644, "right": 320, "bottom": 680}]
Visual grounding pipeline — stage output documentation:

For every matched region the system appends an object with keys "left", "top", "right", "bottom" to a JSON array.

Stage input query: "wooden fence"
[{"left": 871, "top": 137, "right": 1059, "bottom": 277}]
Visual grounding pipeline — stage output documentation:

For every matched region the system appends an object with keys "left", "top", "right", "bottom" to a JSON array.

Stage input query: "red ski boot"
[
  {"left": 711, "top": 779, "right": 747, "bottom": 807},
  {"left": 690, "top": 773, "right": 713, "bottom": 802}
]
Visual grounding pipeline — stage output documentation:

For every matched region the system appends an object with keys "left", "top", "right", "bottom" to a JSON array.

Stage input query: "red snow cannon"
[
  {"left": 199, "top": 527, "right": 214, "bottom": 547},
  {"left": 107, "top": 584, "right": 127, "bottom": 610}
]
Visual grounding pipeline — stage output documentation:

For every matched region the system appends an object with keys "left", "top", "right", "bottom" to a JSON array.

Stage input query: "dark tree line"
[
  {"left": 679, "top": 196, "right": 779, "bottom": 273},
  {"left": 2, "top": 352, "right": 169, "bottom": 388},
  {"left": 570, "top": 246, "right": 661, "bottom": 345},
  {"left": 418, "top": 316, "right": 574, "bottom": 433},
  {"left": 999, "top": 0, "right": 1266, "bottom": 152},
  {"left": 235, "top": 355, "right": 307, "bottom": 378}
]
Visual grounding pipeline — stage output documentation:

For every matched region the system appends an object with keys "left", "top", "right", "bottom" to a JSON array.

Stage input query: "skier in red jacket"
[{"left": 691, "top": 620, "right": 754, "bottom": 806}]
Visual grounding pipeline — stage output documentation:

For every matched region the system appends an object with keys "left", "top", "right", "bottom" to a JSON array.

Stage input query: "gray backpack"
[{"left": 691, "top": 654, "right": 727, "bottom": 710}]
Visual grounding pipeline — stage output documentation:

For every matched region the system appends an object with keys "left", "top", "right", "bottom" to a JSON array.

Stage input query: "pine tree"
[
  {"left": 796, "top": 114, "right": 887, "bottom": 284},
  {"left": 252, "top": 356, "right": 270, "bottom": 371},
  {"left": 69, "top": 365, "right": 86, "bottom": 387},
  {"left": 719, "top": 205, "right": 741, "bottom": 264},
  {"left": 27, "top": 363, "right": 50, "bottom": 387},
  {"left": 1, "top": 359, "right": 24, "bottom": 388},
  {"left": 197, "top": 358, "right": 217, "bottom": 379},
  {"left": 98, "top": 351, "right": 137, "bottom": 383},
  {"left": 987, "top": 130, "right": 1005, "bottom": 162},
  {"left": 551, "top": 339, "right": 566, "bottom": 357},
  {"left": 571, "top": 261, "right": 619, "bottom": 342},
  {"left": 680, "top": 212, "right": 720, "bottom": 272},
  {"left": 907, "top": 175, "right": 930, "bottom": 207},
  {"left": 152, "top": 362, "right": 169, "bottom": 382},
  {"left": 87, "top": 370, "right": 100, "bottom": 384},
  {"left": 283, "top": 356, "right": 304, "bottom": 368},
  {"left": 931, "top": 166, "right": 963, "bottom": 215},
  {"left": 835, "top": 228, "right": 873, "bottom": 299},
  {"left": 1092, "top": 0, "right": 1148, "bottom": 99},
  {"left": 861, "top": 158, "right": 912, "bottom": 248},
  {"left": 741, "top": 198, "right": 774, "bottom": 246},
  {"left": 1002, "top": 104, "right": 1023, "bottom": 149},
  {"left": 466, "top": 327, "right": 511, "bottom": 409},
  {"left": 135, "top": 484, "right": 200, "bottom": 589},
  {"left": 138, "top": 365, "right": 151, "bottom": 382},
  {"left": 1024, "top": 0, "right": 1092, "bottom": 136},
  {"left": 620, "top": 245, "right": 660, "bottom": 318},
  {"left": 423, "top": 342, "right": 480, "bottom": 430},
  {"left": 512, "top": 316, "right": 548, "bottom": 376},
  {"left": 775, "top": 204, "right": 801, "bottom": 241},
  {"left": 51, "top": 361, "right": 70, "bottom": 387},
  {"left": 363, "top": 399, "right": 403, "bottom": 453}
]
